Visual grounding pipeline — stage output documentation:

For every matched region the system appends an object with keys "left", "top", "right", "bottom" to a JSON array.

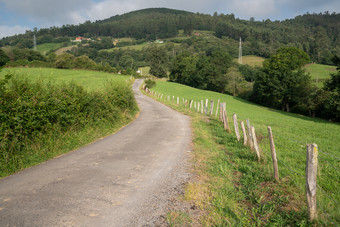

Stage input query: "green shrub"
[
  {"left": 145, "top": 79, "right": 156, "bottom": 89},
  {"left": 0, "top": 75, "right": 137, "bottom": 176}
]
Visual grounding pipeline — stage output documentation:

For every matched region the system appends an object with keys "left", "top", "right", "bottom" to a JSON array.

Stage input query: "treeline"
[{"left": 1, "top": 8, "right": 339, "bottom": 64}]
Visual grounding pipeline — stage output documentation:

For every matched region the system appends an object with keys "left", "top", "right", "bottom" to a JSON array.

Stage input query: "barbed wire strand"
[
  {"left": 277, "top": 158, "right": 305, "bottom": 178},
  {"left": 317, "top": 184, "right": 339, "bottom": 205},
  {"left": 319, "top": 149, "right": 340, "bottom": 161}
]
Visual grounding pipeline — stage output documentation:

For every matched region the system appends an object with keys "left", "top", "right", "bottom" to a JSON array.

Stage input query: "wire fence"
[{"left": 144, "top": 88, "right": 340, "bottom": 221}]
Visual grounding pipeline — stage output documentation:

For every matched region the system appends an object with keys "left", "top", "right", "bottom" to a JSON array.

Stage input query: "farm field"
[
  {"left": 0, "top": 67, "right": 130, "bottom": 91},
  {"left": 304, "top": 63, "right": 336, "bottom": 87},
  {"left": 34, "top": 43, "right": 66, "bottom": 54},
  {"left": 240, "top": 55, "right": 265, "bottom": 67},
  {"left": 148, "top": 81, "right": 339, "bottom": 225}
]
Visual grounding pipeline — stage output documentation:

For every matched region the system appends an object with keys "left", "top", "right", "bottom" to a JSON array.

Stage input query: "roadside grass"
[
  {"left": 0, "top": 67, "right": 130, "bottom": 91},
  {"left": 0, "top": 68, "right": 137, "bottom": 178},
  {"left": 304, "top": 63, "right": 336, "bottom": 88},
  {"left": 147, "top": 81, "right": 340, "bottom": 225}
]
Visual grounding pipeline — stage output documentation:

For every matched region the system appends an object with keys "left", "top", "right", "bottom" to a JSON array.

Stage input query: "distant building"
[
  {"left": 72, "top": 37, "right": 92, "bottom": 42},
  {"left": 155, "top": 39, "right": 164, "bottom": 44}
]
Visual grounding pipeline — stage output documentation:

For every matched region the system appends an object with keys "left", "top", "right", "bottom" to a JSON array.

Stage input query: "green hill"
[{"left": 148, "top": 80, "right": 339, "bottom": 225}]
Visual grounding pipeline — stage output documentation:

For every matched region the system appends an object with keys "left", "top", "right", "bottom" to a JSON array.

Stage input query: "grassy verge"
[{"left": 145, "top": 81, "right": 339, "bottom": 225}]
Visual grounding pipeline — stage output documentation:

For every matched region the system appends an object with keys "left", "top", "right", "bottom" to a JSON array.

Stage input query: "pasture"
[
  {"left": 239, "top": 55, "right": 265, "bottom": 67},
  {"left": 304, "top": 63, "right": 336, "bottom": 87},
  {"left": 149, "top": 81, "right": 339, "bottom": 225},
  {"left": 35, "top": 43, "right": 66, "bottom": 54},
  {"left": 0, "top": 67, "right": 129, "bottom": 91}
]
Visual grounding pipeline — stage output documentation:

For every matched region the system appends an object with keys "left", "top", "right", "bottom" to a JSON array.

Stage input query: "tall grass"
[
  {"left": 0, "top": 74, "right": 138, "bottom": 177},
  {"left": 148, "top": 81, "right": 339, "bottom": 225}
]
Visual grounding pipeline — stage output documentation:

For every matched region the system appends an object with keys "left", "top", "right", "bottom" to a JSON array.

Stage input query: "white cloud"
[{"left": 0, "top": 25, "right": 30, "bottom": 38}]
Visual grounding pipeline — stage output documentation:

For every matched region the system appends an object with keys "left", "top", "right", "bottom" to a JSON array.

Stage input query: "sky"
[{"left": 0, "top": 0, "right": 339, "bottom": 38}]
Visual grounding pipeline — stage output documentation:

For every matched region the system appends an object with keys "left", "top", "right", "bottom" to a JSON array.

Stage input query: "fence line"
[{"left": 144, "top": 88, "right": 339, "bottom": 220}]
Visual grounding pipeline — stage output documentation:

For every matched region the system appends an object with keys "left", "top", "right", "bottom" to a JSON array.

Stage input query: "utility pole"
[
  {"left": 238, "top": 37, "right": 242, "bottom": 64},
  {"left": 33, "top": 34, "right": 37, "bottom": 51}
]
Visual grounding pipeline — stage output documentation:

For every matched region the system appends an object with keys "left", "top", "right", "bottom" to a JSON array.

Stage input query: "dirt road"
[{"left": 0, "top": 79, "right": 192, "bottom": 226}]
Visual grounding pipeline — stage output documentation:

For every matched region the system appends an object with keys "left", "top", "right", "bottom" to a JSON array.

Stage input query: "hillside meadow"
[
  {"left": 148, "top": 81, "right": 339, "bottom": 225},
  {"left": 0, "top": 68, "right": 137, "bottom": 178},
  {"left": 0, "top": 67, "right": 129, "bottom": 91}
]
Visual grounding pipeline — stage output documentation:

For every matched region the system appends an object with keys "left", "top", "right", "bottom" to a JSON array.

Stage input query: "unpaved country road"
[{"left": 0, "top": 79, "right": 192, "bottom": 227}]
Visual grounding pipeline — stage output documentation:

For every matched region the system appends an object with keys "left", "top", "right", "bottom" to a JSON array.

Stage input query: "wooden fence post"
[
  {"left": 215, "top": 99, "right": 220, "bottom": 118},
  {"left": 268, "top": 126, "right": 279, "bottom": 182},
  {"left": 223, "top": 103, "right": 231, "bottom": 133},
  {"left": 172, "top": 96, "right": 174, "bottom": 104},
  {"left": 251, "top": 126, "right": 260, "bottom": 162},
  {"left": 240, "top": 121, "right": 247, "bottom": 146},
  {"left": 233, "top": 114, "right": 240, "bottom": 141},
  {"left": 189, "top": 100, "right": 193, "bottom": 109},
  {"left": 197, "top": 102, "right": 200, "bottom": 113},
  {"left": 210, "top": 100, "right": 214, "bottom": 116},
  {"left": 246, "top": 119, "right": 254, "bottom": 150},
  {"left": 219, "top": 103, "right": 223, "bottom": 121},
  {"left": 194, "top": 101, "right": 196, "bottom": 110},
  {"left": 306, "top": 143, "right": 318, "bottom": 221},
  {"left": 204, "top": 99, "right": 208, "bottom": 115},
  {"left": 201, "top": 100, "right": 204, "bottom": 114},
  {"left": 176, "top": 97, "right": 179, "bottom": 105}
]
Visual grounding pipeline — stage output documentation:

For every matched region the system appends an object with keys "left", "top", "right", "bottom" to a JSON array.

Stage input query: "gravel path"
[{"left": 0, "top": 79, "right": 192, "bottom": 226}]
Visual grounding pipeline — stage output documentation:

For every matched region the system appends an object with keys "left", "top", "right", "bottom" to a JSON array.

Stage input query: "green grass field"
[
  {"left": 304, "top": 63, "right": 336, "bottom": 87},
  {"left": 148, "top": 81, "right": 339, "bottom": 225},
  {"left": 1, "top": 68, "right": 130, "bottom": 91},
  {"left": 34, "top": 43, "right": 65, "bottom": 54},
  {"left": 239, "top": 55, "right": 265, "bottom": 67}
]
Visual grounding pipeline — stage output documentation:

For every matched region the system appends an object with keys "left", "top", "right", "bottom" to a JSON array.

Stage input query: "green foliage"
[
  {"left": 0, "top": 75, "right": 137, "bottom": 177},
  {"left": 145, "top": 45, "right": 168, "bottom": 78},
  {"left": 0, "top": 49, "right": 9, "bottom": 66},
  {"left": 144, "top": 79, "right": 156, "bottom": 89},
  {"left": 55, "top": 53, "right": 75, "bottom": 69},
  {"left": 253, "top": 47, "right": 311, "bottom": 112},
  {"left": 169, "top": 49, "right": 234, "bottom": 93}
]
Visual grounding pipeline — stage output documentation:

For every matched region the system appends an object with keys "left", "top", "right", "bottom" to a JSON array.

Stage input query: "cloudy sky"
[{"left": 0, "top": 0, "right": 339, "bottom": 38}]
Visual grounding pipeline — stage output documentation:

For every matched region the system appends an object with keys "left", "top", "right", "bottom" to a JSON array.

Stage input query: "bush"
[
  {"left": 145, "top": 79, "right": 156, "bottom": 89},
  {"left": 0, "top": 75, "right": 138, "bottom": 174}
]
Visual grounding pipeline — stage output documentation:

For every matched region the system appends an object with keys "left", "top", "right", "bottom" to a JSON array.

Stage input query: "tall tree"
[{"left": 253, "top": 47, "right": 311, "bottom": 112}]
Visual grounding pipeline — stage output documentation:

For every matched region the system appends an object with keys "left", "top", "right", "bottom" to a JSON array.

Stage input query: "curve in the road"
[{"left": 0, "top": 79, "right": 192, "bottom": 226}]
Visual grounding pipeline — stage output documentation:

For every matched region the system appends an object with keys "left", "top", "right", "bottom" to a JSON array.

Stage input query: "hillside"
[{"left": 1, "top": 8, "right": 339, "bottom": 64}]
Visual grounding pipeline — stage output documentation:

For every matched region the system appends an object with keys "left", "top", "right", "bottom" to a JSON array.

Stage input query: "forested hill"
[{"left": 1, "top": 8, "right": 339, "bottom": 63}]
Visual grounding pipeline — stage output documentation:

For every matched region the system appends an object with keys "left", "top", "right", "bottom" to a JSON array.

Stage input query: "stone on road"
[{"left": 0, "top": 79, "right": 191, "bottom": 226}]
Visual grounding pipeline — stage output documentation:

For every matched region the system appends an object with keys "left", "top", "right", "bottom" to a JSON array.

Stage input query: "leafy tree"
[
  {"left": 253, "top": 47, "right": 311, "bottom": 112},
  {"left": 0, "top": 49, "right": 9, "bottom": 66},
  {"left": 145, "top": 45, "right": 168, "bottom": 78},
  {"left": 322, "top": 55, "right": 340, "bottom": 121},
  {"left": 55, "top": 53, "right": 75, "bottom": 69}
]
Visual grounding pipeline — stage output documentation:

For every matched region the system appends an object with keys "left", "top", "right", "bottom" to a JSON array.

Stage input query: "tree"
[
  {"left": 322, "top": 55, "right": 340, "bottom": 121},
  {"left": 253, "top": 47, "right": 311, "bottom": 112},
  {"left": 0, "top": 49, "right": 9, "bottom": 66},
  {"left": 145, "top": 45, "right": 168, "bottom": 78},
  {"left": 55, "top": 53, "right": 75, "bottom": 69}
]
